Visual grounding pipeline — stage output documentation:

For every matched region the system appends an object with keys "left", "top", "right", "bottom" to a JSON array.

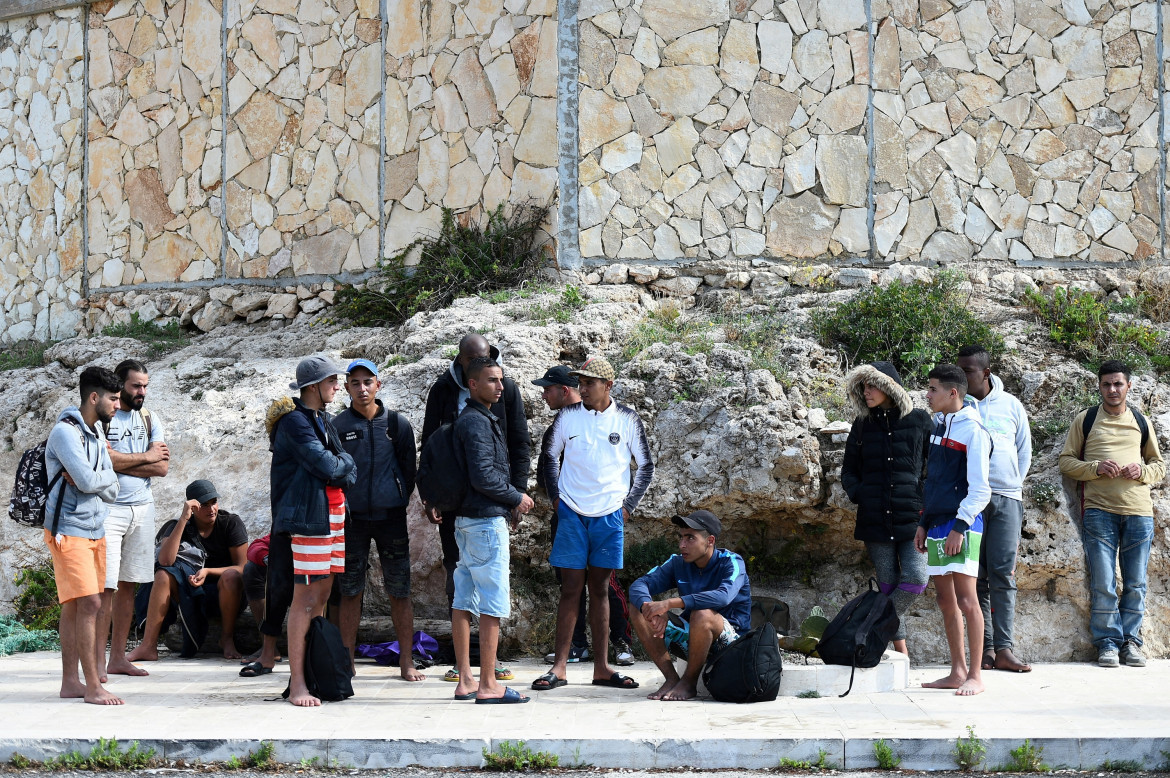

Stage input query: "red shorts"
[{"left": 291, "top": 487, "right": 346, "bottom": 582}]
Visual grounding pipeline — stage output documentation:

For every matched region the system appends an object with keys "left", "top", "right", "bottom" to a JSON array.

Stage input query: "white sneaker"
[{"left": 614, "top": 641, "right": 635, "bottom": 666}]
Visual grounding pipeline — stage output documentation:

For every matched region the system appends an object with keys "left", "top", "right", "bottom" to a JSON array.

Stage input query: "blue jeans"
[{"left": 1082, "top": 508, "right": 1153, "bottom": 650}]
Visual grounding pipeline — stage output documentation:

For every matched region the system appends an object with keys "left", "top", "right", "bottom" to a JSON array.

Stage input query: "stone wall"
[
  {"left": 570, "top": 0, "right": 1170, "bottom": 268},
  {"left": 0, "top": 10, "right": 85, "bottom": 342},
  {"left": 0, "top": 0, "right": 562, "bottom": 342}
]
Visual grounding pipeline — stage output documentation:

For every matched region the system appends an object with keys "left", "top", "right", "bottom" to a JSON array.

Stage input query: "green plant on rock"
[
  {"left": 482, "top": 741, "right": 559, "bottom": 771},
  {"left": 952, "top": 725, "right": 986, "bottom": 771},
  {"left": 225, "top": 740, "right": 276, "bottom": 770},
  {"left": 778, "top": 606, "right": 828, "bottom": 657},
  {"left": 813, "top": 270, "right": 1004, "bottom": 383},
  {"left": 796, "top": 689, "right": 822, "bottom": 699},
  {"left": 873, "top": 739, "right": 902, "bottom": 770},
  {"left": 0, "top": 340, "right": 51, "bottom": 371},
  {"left": 333, "top": 204, "right": 550, "bottom": 327},
  {"left": 48, "top": 738, "right": 156, "bottom": 770},
  {"left": 1027, "top": 481, "right": 1060, "bottom": 510},
  {"left": 1023, "top": 287, "right": 1166, "bottom": 372},
  {"left": 103, "top": 313, "right": 190, "bottom": 357}
]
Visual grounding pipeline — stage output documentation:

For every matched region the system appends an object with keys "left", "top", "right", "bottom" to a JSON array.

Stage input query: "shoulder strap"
[
  {"left": 1079, "top": 405, "right": 1100, "bottom": 460},
  {"left": 384, "top": 411, "right": 399, "bottom": 445},
  {"left": 1132, "top": 408, "right": 1150, "bottom": 453},
  {"left": 141, "top": 409, "right": 152, "bottom": 440}
]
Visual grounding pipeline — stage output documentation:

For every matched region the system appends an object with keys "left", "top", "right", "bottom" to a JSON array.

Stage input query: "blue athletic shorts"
[{"left": 549, "top": 501, "right": 624, "bottom": 570}]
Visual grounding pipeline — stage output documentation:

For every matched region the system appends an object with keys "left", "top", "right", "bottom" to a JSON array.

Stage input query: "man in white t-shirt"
[
  {"left": 96, "top": 359, "right": 170, "bottom": 678},
  {"left": 532, "top": 356, "right": 654, "bottom": 692}
]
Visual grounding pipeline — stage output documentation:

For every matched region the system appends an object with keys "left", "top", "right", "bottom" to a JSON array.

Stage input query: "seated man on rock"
[
  {"left": 628, "top": 510, "right": 751, "bottom": 701},
  {"left": 129, "top": 480, "right": 249, "bottom": 660}
]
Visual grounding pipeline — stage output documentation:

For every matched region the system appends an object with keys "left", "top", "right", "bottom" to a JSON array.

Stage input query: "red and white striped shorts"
[{"left": 291, "top": 487, "right": 346, "bottom": 581}]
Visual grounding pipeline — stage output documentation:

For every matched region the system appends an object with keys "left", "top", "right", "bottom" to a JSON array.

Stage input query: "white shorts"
[{"left": 104, "top": 502, "right": 156, "bottom": 589}]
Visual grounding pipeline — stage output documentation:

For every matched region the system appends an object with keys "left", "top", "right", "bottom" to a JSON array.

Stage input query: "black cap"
[
  {"left": 185, "top": 479, "right": 219, "bottom": 504},
  {"left": 532, "top": 365, "right": 579, "bottom": 388},
  {"left": 672, "top": 510, "right": 722, "bottom": 536}
]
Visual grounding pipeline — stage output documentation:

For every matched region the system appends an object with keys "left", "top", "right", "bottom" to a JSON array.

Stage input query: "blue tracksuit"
[{"left": 628, "top": 548, "right": 752, "bottom": 632}]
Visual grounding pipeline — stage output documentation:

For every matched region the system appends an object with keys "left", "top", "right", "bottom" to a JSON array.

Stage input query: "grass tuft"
[
  {"left": 482, "top": 741, "right": 559, "bottom": 771},
  {"left": 102, "top": 313, "right": 190, "bottom": 357},
  {"left": 0, "top": 339, "right": 51, "bottom": 371}
]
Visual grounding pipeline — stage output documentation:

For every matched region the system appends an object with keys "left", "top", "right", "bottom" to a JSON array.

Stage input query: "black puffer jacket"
[{"left": 840, "top": 362, "right": 932, "bottom": 543}]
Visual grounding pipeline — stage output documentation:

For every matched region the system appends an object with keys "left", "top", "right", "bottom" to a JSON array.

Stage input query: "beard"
[
  {"left": 98, "top": 404, "right": 117, "bottom": 424},
  {"left": 122, "top": 392, "right": 145, "bottom": 411}
]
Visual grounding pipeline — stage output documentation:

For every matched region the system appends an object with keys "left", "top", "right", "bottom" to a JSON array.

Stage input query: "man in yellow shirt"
[{"left": 1059, "top": 360, "right": 1165, "bottom": 668}]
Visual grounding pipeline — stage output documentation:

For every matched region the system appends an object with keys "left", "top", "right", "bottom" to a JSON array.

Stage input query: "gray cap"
[{"left": 289, "top": 355, "right": 347, "bottom": 391}]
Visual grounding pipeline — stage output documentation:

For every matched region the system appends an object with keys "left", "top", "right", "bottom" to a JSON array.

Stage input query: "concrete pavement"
[{"left": 1, "top": 652, "right": 1168, "bottom": 770}]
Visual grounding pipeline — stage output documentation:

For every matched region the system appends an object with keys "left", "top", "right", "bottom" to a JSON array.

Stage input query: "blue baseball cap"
[{"left": 346, "top": 358, "right": 379, "bottom": 376}]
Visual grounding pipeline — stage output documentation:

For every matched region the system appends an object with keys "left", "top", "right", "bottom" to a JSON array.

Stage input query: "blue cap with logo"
[{"left": 346, "top": 358, "right": 379, "bottom": 376}]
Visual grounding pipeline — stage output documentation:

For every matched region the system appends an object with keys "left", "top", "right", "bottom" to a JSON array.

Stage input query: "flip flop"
[
  {"left": 531, "top": 671, "right": 568, "bottom": 690},
  {"left": 475, "top": 686, "right": 530, "bottom": 704},
  {"left": 239, "top": 661, "right": 273, "bottom": 677},
  {"left": 495, "top": 667, "right": 514, "bottom": 681},
  {"left": 442, "top": 668, "right": 461, "bottom": 682},
  {"left": 453, "top": 691, "right": 477, "bottom": 700},
  {"left": 591, "top": 672, "right": 639, "bottom": 689}
]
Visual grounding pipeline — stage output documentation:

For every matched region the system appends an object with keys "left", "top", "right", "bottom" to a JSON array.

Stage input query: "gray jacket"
[
  {"left": 45, "top": 407, "right": 119, "bottom": 539},
  {"left": 454, "top": 399, "right": 523, "bottom": 519}
]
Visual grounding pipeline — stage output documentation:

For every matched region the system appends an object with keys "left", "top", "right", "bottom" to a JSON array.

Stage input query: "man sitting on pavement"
[
  {"left": 533, "top": 365, "right": 635, "bottom": 668},
  {"left": 628, "top": 510, "right": 751, "bottom": 701},
  {"left": 129, "top": 480, "right": 249, "bottom": 661}
]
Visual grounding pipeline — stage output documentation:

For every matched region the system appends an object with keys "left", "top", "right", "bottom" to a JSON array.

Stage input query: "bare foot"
[
  {"left": 221, "top": 642, "right": 243, "bottom": 661},
  {"left": 454, "top": 677, "right": 479, "bottom": 698},
  {"left": 106, "top": 657, "right": 149, "bottom": 677},
  {"left": 241, "top": 649, "right": 280, "bottom": 664},
  {"left": 923, "top": 672, "right": 966, "bottom": 689},
  {"left": 994, "top": 649, "right": 1031, "bottom": 673},
  {"left": 662, "top": 680, "right": 697, "bottom": 701},
  {"left": 980, "top": 651, "right": 995, "bottom": 670},
  {"left": 60, "top": 680, "right": 86, "bottom": 699},
  {"left": 84, "top": 687, "right": 125, "bottom": 705},
  {"left": 400, "top": 664, "right": 426, "bottom": 682},
  {"left": 126, "top": 645, "right": 158, "bottom": 662},
  {"left": 647, "top": 679, "right": 677, "bottom": 700},
  {"left": 955, "top": 677, "right": 984, "bottom": 696},
  {"left": 288, "top": 691, "right": 321, "bottom": 707}
]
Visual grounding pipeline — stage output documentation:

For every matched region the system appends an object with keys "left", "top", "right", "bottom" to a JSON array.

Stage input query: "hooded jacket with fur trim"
[{"left": 841, "top": 363, "right": 933, "bottom": 543}]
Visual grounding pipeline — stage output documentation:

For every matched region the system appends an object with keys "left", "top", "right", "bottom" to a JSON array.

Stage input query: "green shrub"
[
  {"left": 333, "top": 204, "right": 549, "bottom": 327},
  {"left": 103, "top": 313, "right": 190, "bottom": 357},
  {"left": 796, "top": 689, "right": 822, "bottom": 698},
  {"left": 1099, "top": 760, "right": 1143, "bottom": 772},
  {"left": 0, "top": 339, "right": 50, "bottom": 371},
  {"left": 952, "top": 725, "right": 986, "bottom": 771},
  {"left": 813, "top": 271, "right": 1004, "bottom": 383},
  {"left": 48, "top": 738, "right": 156, "bottom": 770},
  {"left": 1023, "top": 287, "right": 1166, "bottom": 372},
  {"left": 13, "top": 563, "right": 60, "bottom": 632},
  {"left": 482, "top": 741, "right": 558, "bottom": 771},
  {"left": 1003, "top": 739, "right": 1049, "bottom": 772},
  {"left": 873, "top": 739, "right": 902, "bottom": 770}
]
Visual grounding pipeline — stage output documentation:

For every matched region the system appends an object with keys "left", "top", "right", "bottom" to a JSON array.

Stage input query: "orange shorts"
[{"left": 43, "top": 530, "right": 106, "bottom": 603}]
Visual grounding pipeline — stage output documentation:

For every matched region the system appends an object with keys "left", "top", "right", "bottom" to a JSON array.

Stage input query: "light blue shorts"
[
  {"left": 549, "top": 502, "right": 624, "bottom": 570},
  {"left": 452, "top": 516, "right": 510, "bottom": 618},
  {"left": 663, "top": 613, "right": 739, "bottom": 658}
]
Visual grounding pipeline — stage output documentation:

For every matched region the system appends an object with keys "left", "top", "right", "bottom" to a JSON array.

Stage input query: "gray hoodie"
[
  {"left": 964, "top": 374, "right": 1032, "bottom": 501},
  {"left": 45, "top": 407, "right": 119, "bottom": 539}
]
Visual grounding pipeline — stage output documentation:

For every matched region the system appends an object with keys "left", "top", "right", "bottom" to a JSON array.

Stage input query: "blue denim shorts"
[
  {"left": 663, "top": 613, "right": 739, "bottom": 658},
  {"left": 452, "top": 516, "right": 510, "bottom": 618},
  {"left": 549, "top": 502, "right": 624, "bottom": 570}
]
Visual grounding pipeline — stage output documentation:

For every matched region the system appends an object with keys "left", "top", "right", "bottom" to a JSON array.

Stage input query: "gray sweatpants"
[
  {"left": 864, "top": 539, "right": 928, "bottom": 642},
  {"left": 978, "top": 494, "right": 1023, "bottom": 652}
]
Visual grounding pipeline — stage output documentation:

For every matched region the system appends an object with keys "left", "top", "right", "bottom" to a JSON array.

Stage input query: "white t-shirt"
[
  {"left": 106, "top": 408, "right": 165, "bottom": 506},
  {"left": 542, "top": 400, "right": 654, "bottom": 517}
]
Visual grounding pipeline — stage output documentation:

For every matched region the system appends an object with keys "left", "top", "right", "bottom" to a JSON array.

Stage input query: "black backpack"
[
  {"left": 283, "top": 616, "right": 354, "bottom": 702},
  {"left": 8, "top": 416, "right": 86, "bottom": 533},
  {"left": 816, "top": 579, "right": 899, "bottom": 697},
  {"left": 701, "top": 622, "right": 782, "bottom": 703},
  {"left": 416, "top": 422, "right": 467, "bottom": 513}
]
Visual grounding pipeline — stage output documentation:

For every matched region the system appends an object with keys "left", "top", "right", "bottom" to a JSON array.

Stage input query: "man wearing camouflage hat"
[{"left": 532, "top": 356, "right": 654, "bottom": 692}]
